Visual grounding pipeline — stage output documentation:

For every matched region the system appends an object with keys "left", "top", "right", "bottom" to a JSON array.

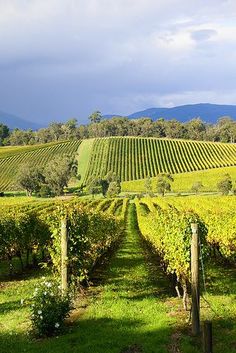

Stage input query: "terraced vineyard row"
[
  {"left": 84, "top": 137, "right": 236, "bottom": 183},
  {"left": 0, "top": 140, "right": 81, "bottom": 191}
]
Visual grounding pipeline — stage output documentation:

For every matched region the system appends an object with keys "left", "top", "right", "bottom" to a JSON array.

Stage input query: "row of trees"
[
  {"left": 144, "top": 173, "right": 235, "bottom": 196},
  {"left": 1, "top": 114, "right": 236, "bottom": 146}
]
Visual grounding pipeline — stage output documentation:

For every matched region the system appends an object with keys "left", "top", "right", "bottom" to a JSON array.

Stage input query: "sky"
[{"left": 0, "top": 0, "right": 236, "bottom": 124}]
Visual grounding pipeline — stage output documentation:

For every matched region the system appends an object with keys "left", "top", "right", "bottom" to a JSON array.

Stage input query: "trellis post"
[
  {"left": 191, "top": 222, "right": 200, "bottom": 336},
  {"left": 61, "top": 216, "right": 68, "bottom": 292}
]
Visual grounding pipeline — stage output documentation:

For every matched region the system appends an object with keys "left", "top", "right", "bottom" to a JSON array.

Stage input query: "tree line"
[{"left": 0, "top": 111, "right": 236, "bottom": 146}]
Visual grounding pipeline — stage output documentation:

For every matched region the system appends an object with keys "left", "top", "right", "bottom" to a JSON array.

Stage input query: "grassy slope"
[
  {"left": 121, "top": 165, "right": 236, "bottom": 193},
  {"left": 76, "top": 138, "right": 95, "bottom": 185}
]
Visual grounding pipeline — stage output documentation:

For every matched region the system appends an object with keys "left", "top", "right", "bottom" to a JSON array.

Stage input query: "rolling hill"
[
  {"left": 81, "top": 137, "right": 236, "bottom": 183},
  {"left": 0, "top": 136, "right": 236, "bottom": 192}
]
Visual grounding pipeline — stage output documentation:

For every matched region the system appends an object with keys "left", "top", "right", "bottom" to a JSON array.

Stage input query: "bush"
[{"left": 31, "top": 279, "right": 72, "bottom": 337}]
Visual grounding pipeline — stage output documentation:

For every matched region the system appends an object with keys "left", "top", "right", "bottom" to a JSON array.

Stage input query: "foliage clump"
[{"left": 31, "top": 279, "right": 72, "bottom": 337}]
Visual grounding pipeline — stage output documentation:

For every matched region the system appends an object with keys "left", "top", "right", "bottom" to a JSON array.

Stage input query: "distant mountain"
[
  {"left": 105, "top": 103, "right": 236, "bottom": 123},
  {"left": 0, "top": 110, "right": 43, "bottom": 130}
]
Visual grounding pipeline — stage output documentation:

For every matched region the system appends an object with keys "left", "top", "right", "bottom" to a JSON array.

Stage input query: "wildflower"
[
  {"left": 40, "top": 315, "right": 43, "bottom": 320},
  {"left": 38, "top": 310, "right": 42, "bottom": 315},
  {"left": 55, "top": 323, "right": 60, "bottom": 328},
  {"left": 20, "top": 299, "right": 24, "bottom": 305},
  {"left": 44, "top": 292, "right": 47, "bottom": 296}
]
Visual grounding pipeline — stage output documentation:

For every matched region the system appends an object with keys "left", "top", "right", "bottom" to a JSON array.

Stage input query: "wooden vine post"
[
  {"left": 203, "top": 320, "right": 213, "bottom": 353},
  {"left": 191, "top": 222, "right": 200, "bottom": 336},
  {"left": 61, "top": 216, "right": 68, "bottom": 293}
]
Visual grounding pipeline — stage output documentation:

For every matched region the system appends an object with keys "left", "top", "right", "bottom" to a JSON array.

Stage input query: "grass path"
[
  {"left": 76, "top": 138, "right": 95, "bottom": 185},
  {"left": 72, "top": 203, "right": 176, "bottom": 353},
  {"left": 0, "top": 203, "right": 176, "bottom": 353}
]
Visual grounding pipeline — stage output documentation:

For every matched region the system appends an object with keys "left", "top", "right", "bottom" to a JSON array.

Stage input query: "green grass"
[
  {"left": 76, "top": 138, "right": 95, "bottom": 185},
  {"left": 122, "top": 165, "right": 236, "bottom": 193}
]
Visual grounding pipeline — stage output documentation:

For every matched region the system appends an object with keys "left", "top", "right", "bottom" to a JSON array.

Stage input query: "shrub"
[{"left": 31, "top": 279, "right": 72, "bottom": 337}]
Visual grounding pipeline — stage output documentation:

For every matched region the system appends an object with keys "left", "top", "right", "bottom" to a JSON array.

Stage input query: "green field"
[{"left": 122, "top": 165, "right": 236, "bottom": 193}]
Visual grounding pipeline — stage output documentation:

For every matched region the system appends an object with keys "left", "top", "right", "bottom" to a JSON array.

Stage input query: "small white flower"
[
  {"left": 55, "top": 322, "right": 60, "bottom": 328},
  {"left": 38, "top": 310, "right": 42, "bottom": 315},
  {"left": 46, "top": 282, "right": 52, "bottom": 288},
  {"left": 40, "top": 315, "right": 43, "bottom": 320},
  {"left": 44, "top": 291, "right": 47, "bottom": 296},
  {"left": 20, "top": 299, "right": 24, "bottom": 305},
  {"left": 32, "top": 304, "right": 35, "bottom": 307}
]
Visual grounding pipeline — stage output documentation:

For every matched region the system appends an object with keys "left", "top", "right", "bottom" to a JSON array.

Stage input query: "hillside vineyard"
[
  {"left": 0, "top": 140, "right": 81, "bottom": 191},
  {"left": 1, "top": 136, "right": 236, "bottom": 191},
  {"left": 84, "top": 137, "right": 236, "bottom": 182}
]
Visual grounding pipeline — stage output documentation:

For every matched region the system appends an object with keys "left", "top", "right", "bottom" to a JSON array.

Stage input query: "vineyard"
[
  {"left": 83, "top": 137, "right": 236, "bottom": 183},
  {"left": 0, "top": 140, "right": 81, "bottom": 191},
  {"left": 0, "top": 194, "right": 236, "bottom": 352},
  {"left": 0, "top": 197, "right": 128, "bottom": 276},
  {"left": 1, "top": 137, "right": 236, "bottom": 192},
  {"left": 135, "top": 196, "right": 236, "bottom": 286}
]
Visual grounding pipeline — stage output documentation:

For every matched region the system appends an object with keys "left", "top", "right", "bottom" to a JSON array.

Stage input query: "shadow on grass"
[
  {"left": 0, "top": 266, "right": 49, "bottom": 284},
  {"left": 204, "top": 260, "right": 236, "bottom": 296},
  {"left": 0, "top": 317, "right": 174, "bottom": 353},
  {"left": 0, "top": 299, "right": 23, "bottom": 315}
]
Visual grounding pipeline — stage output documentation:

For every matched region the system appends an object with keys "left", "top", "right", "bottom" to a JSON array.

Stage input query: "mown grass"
[
  {"left": 76, "top": 138, "right": 95, "bottom": 186},
  {"left": 121, "top": 166, "right": 236, "bottom": 193}
]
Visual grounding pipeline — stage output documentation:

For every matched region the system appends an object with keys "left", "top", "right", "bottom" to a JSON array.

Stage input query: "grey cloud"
[
  {"left": 191, "top": 29, "right": 218, "bottom": 42},
  {"left": 0, "top": 0, "right": 236, "bottom": 123}
]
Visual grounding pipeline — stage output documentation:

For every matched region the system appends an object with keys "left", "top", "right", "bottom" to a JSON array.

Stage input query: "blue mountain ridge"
[
  {"left": 0, "top": 110, "right": 43, "bottom": 130},
  {"left": 104, "top": 103, "right": 236, "bottom": 123},
  {"left": 1, "top": 103, "right": 236, "bottom": 130}
]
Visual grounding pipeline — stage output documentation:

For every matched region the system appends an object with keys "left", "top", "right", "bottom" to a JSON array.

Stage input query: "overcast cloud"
[{"left": 0, "top": 0, "right": 236, "bottom": 123}]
